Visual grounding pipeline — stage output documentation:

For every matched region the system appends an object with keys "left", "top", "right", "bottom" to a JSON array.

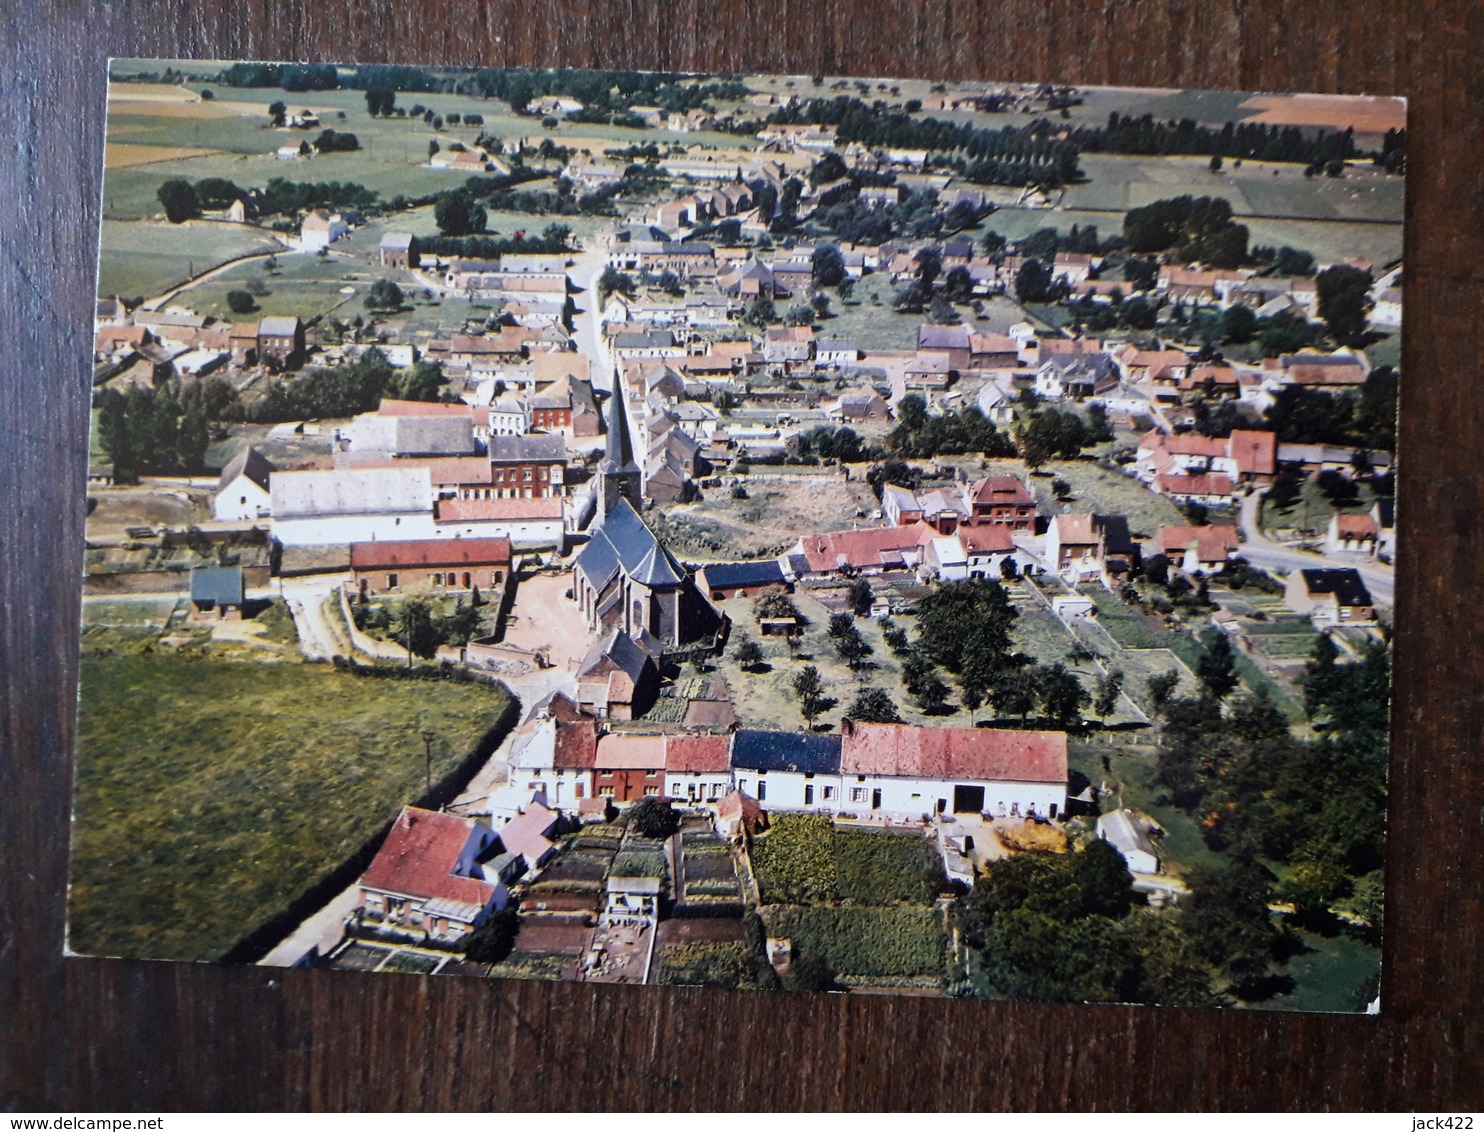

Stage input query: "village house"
[
  {"left": 432, "top": 496, "right": 566, "bottom": 550},
  {"left": 486, "top": 433, "right": 568, "bottom": 498},
  {"left": 356, "top": 807, "right": 506, "bottom": 943},
  {"left": 1152, "top": 472, "right": 1235, "bottom": 507},
  {"left": 507, "top": 719, "right": 598, "bottom": 812},
  {"left": 379, "top": 233, "right": 418, "bottom": 270},
  {"left": 963, "top": 474, "right": 1037, "bottom": 529},
  {"left": 778, "top": 523, "right": 936, "bottom": 582},
  {"left": 1097, "top": 810, "right": 1160, "bottom": 874},
  {"left": 213, "top": 446, "right": 274, "bottom": 522},
  {"left": 340, "top": 409, "right": 477, "bottom": 461},
  {"left": 1152, "top": 525, "right": 1241, "bottom": 575},
  {"left": 299, "top": 209, "right": 348, "bottom": 251},
  {"left": 591, "top": 732, "right": 667, "bottom": 800},
  {"left": 1045, "top": 513, "right": 1104, "bottom": 583},
  {"left": 530, "top": 373, "right": 601, "bottom": 437},
  {"left": 1327, "top": 512, "right": 1381, "bottom": 556},
  {"left": 664, "top": 735, "right": 733, "bottom": 807},
  {"left": 349, "top": 537, "right": 511, "bottom": 598},
  {"left": 694, "top": 560, "right": 788, "bottom": 602},
  {"left": 828, "top": 387, "right": 889, "bottom": 423},
  {"left": 256, "top": 315, "right": 304, "bottom": 369},
  {"left": 188, "top": 566, "right": 245, "bottom": 621},
  {"left": 1285, "top": 568, "right": 1375, "bottom": 627},
  {"left": 763, "top": 326, "right": 814, "bottom": 371},
  {"left": 577, "top": 631, "right": 661, "bottom": 722},
  {"left": 1035, "top": 353, "right": 1120, "bottom": 401},
  {"left": 730, "top": 730, "right": 844, "bottom": 811}
]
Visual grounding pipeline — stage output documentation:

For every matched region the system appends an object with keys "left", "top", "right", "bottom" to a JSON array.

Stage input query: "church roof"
[
  {"left": 574, "top": 497, "right": 685, "bottom": 592},
  {"left": 598, "top": 373, "right": 640, "bottom": 478}
]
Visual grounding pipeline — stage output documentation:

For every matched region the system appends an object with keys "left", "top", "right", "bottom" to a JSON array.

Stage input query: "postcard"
[{"left": 74, "top": 61, "right": 1401, "bottom": 1010}]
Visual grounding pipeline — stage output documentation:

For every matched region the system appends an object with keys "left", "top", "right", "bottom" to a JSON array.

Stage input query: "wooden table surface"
[{"left": 3, "top": 0, "right": 1481, "bottom": 1111}]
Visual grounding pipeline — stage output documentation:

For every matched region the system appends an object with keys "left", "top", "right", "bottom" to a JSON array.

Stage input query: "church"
[{"left": 571, "top": 376, "right": 720, "bottom": 650}]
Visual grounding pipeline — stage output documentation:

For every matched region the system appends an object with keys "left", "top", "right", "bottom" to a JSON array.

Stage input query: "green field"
[
  {"left": 763, "top": 905, "right": 946, "bottom": 980},
  {"left": 974, "top": 459, "right": 1186, "bottom": 538},
  {"left": 69, "top": 649, "right": 513, "bottom": 962},
  {"left": 97, "top": 219, "right": 287, "bottom": 299}
]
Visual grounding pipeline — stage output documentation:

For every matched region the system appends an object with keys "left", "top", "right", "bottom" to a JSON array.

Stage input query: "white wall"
[
  {"left": 434, "top": 517, "right": 565, "bottom": 549},
  {"left": 214, "top": 477, "right": 271, "bottom": 523},
  {"left": 272, "top": 511, "right": 436, "bottom": 546},
  {"left": 665, "top": 771, "right": 732, "bottom": 804},
  {"left": 731, "top": 770, "right": 844, "bottom": 811}
]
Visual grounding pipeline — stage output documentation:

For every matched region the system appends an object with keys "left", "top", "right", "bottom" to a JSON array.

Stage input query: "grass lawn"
[
  {"left": 1269, "top": 928, "right": 1380, "bottom": 1014},
  {"left": 656, "top": 474, "right": 878, "bottom": 561},
  {"left": 979, "top": 458, "right": 1185, "bottom": 540},
  {"left": 69, "top": 648, "right": 513, "bottom": 962}
]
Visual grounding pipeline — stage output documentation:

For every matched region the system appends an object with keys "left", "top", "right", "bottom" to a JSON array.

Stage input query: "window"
[
  {"left": 599, "top": 785, "right": 615, "bottom": 798},
  {"left": 646, "top": 769, "right": 658, "bottom": 778},
  {"left": 644, "top": 786, "right": 660, "bottom": 797},
  {"left": 757, "top": 782, "right": 767, "bottom": 801},
  {"left": 575, "top": 783, "right": 585, "bottom": 799},
  {"left": 849, "top": 787, "right": 867, "bottom": 804},
  {"left": 387, "top": 573, "right": 399, "bottom": 589},
  {"left": 823, "top": 786, "right": 836, "bottom": 801}
]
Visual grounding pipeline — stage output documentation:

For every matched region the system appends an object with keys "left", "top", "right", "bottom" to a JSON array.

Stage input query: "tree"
[
  {"left": 156, "top": 179, "right": 200, "bottom": 224},
  {"left": 463, "top": 907, "right": 519, "bottom": 963},
  {"left": 1074, "top": 838, "right": 1136, "bottom": 918},
  {"left": 434, "top": 191, "right": 487, "bottom": 236},
  {"left": 393, "top": 599, "right": 440, "bottom": 667},
  {"left": 1146, "top": 669, "right": 1181, "bottom": 712},
  {"left": 629, "top": 796, "right": 681, "bottom": 839},
  {"left": 845, "top": 687, "right": 901, "bottom": 724},
  {"left": 1014, "top": 257, "right": 1054, "bottom": 303},
  {"left": 597, "top": 265, "right": 636, "bottom": 302},
  {"left": 428, "top": 139, "right": 441, "bottom": 160},
  {"left": 734, "top": 637, "right": 765, "bottom": 671},
  {"left": 364, "top": 279, "right": 404, "bottom": 312},
  {"left": 1093, "top": 670, "right": 1124, "bottom": 721},
  {"left": 846, "top": 578, "right": 874, "bottom": 618},
  {"left": 268, "top": 100, "right": 287, "bottom": 127},
  {"left": 397, "top": 359, "right": 447, "bottom": 402},
  {"left": 1212, "top": 305, "right": 1256, "bottom": 346},
  {"left": 991, "top": 669, "right": 1039, "bottom": 723},
  {"left": 1315, "top": 264, "right": 1372, "bottom": 343},
  {"left": 811, "top": 244, "right": 846, "bottom": 289},
  {"left": 226, "top": 289, "right": 257, "bottom": 314},
  {"left": 1035, "top": 663, "right": 1089, "bottom": 730},
  {"left": 913, "top": 670, "right": 951, "bottom": 714},
  {"left": 792, "top": 665, "right": 828, "bottom": 727},
  {"left": 1196, "top": 629, "right": 1240, "bottom": 699},
  {"left": 1208, "top": 154, "right": 1224, "bottom": 173}
]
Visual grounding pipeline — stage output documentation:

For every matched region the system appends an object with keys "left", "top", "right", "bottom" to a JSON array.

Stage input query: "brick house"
[
  {"left": 357, "top": 807, "right": 505, "bottom": 943},
  {"left": 350, "top": 537, "right": 511, "bottom": 596}
]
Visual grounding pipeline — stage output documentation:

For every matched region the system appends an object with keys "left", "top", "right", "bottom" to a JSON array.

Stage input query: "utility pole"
[{"left": 421, "top": 729, "right": 435, "bottom": 797}]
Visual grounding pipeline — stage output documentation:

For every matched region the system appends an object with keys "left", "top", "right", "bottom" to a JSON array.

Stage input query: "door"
[
  {"left": 871, "top": 789, "right": 881, "bottom": 811},
  {"left": 953, "top": 784, "right": 986, "bottom": 814},
  {"left": 804, "top": 784, "right": 814, "bottom": 805}
]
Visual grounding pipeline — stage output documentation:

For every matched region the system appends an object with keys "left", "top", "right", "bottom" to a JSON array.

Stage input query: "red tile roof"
[
  {"left": 378, "top": 399, "right": 489, "bottom": 428},
  {"left": 360, "top": 807, "right": 494, "bottom": 906},
  {"left": 793, "top": 523, "right": 934, "bottom": 573},
  {"left": 498, "top": 801, "right": 559, "bottom": 863},
  {"left": 840, "top": 722, "right": 1067, "bottom": 785},
  {"left": 553, "top": 720, "right": 599, "bottom": 769},
  {"left": 665, "top": 734, "right": 731, "bottom": 773},
  {"left": 350, "top": 537, "right": 511, "bottom": 570},
  {"left": 957, "top": 524, "right": 1015, "bottom": 553},
  {"left": 424, "top": 457, "right": 496, "bottom": 485},
  {"left": 1226, "top": 429, "right": 1277, "bottom": 476},
  {"left": 436, "top": 497, "right": 565, "bottom": 521},
  {"left": 1054, "top": 514, "right": 1100, "bottom": 545},
  {"left": 1333, "top": 513, "right": 1379, "bottom": 537},
  {"left": 1154, "top": 524, "right": 1240, "bottom": 562},
  {"left": 1155, "top": 473, "right": 1234, "bottom": 498},
  {"left": 967, "top": 475, "right": 1034, "bottom": 507},
  {"left": 594, "top": 733, "right": 666, "bottom": 770}
]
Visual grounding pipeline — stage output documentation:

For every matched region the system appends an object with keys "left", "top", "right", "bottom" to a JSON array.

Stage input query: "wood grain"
[{"left": 4, "top": 0, "right": 1482, "bottom": 1110}]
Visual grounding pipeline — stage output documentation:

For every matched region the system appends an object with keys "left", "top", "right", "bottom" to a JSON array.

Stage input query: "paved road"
[
  {"left": 1236, "top": 490, "right": 1394, "bottom": 606},
  {"left": 569, "top": 233, "right": 650, "bottom": 469}
]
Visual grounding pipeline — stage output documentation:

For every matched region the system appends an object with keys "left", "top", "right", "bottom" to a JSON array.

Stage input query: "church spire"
[{"left": 597, "top": 366, "right": 641, "bottom": 521}]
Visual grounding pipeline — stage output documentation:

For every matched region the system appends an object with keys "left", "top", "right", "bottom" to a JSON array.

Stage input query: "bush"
[
  {"left": 226, "top": 289, "right": 257, "bottom": 314},
  {"left": 629, "top": 796, "right": 680, "bottom": 839}
]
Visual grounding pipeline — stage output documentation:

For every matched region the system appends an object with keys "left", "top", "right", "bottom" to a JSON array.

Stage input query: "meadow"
[
  {"left": 68, "top": 648, "right": 513, "bottom": 962},
  {"left": 97, "top": 219, "right": 286, "bottom": 299}
]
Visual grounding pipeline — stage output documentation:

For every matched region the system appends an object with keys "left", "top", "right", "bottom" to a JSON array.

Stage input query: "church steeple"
[{"left": 597, "top": 367, "right": 641, "bottom": 521}]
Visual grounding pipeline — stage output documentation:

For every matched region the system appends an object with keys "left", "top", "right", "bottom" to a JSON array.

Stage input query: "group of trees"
[
  {"left": 417, "top": 225, "right": 572, "bottom": 261},
  {"left": 247, "top": 350, "right": 449, "bottom": 424},
  {"left": 1123, "top": 195, "right": 1249, "bottom": 268},
  {"left": 771, "top": 96, "right": 1083, "bottom": 189},
  {"left": 220, "top": 62, "right": 340, "bottom": 92},
  {"left": 156, "top": 175, "right": 380, "bottom": 224},
  {"left": 94, "top": 379, "right": 213, "bottom": 483},
  {"left": 1067, "top": 112, "right": 1375, "bottom": 170},
  {"left": 887, "top": 395, "right": 1016, "bottom": 460},
  {"left": 1260, "top": 365, "right": 1398, "bottom": 450},
  {"left": 1016, "top": 407, "right": 1095, "bottom": 469},
  {"left": 954, "top": 840, "right": 1216, "bottom": 1005}
]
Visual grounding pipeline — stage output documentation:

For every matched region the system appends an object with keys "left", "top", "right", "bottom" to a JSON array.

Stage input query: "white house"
[
  {"left": 213, "top": 447, "right": 274, "bottom": 523},
  {"left": 299, "top": 209, "right": 348, "bottom": 252},
  {"left": 837, "top": 721, "right": 1068, "bottom": 821},
  {"left": 506, "top": 720, "right": 596, "bottom": 811},
  {"left": 729, "top": 731, "right": 845, "bottom": 812},
  {"left": 269, "top": 466, "right": 435, "bottom": 546},
  {"left": 433, "top": 496, "right": 567, "bottom": 550}
]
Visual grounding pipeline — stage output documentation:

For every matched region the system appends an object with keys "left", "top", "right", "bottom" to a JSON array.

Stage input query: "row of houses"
[{"left": 508, "top": 717, "right": 1069, "bottom": 822}]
